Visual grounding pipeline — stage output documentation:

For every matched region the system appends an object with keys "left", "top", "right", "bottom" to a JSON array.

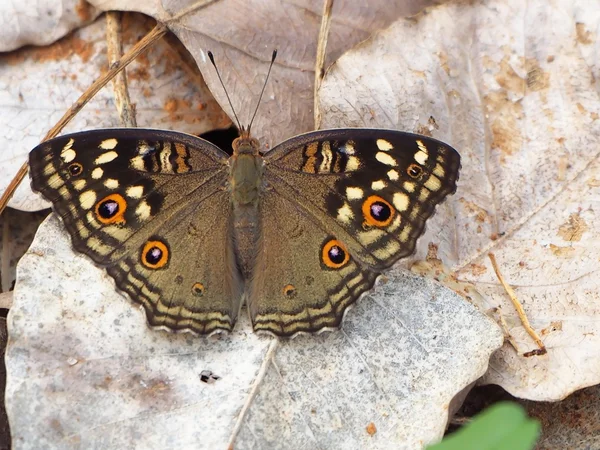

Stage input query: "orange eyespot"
[
  {"left": 362, "top": 195, "right": 395, "bottom": 227},
  {"left": 407, "top": 163, "right": 423, "bottom": 178},
  {"left": 282, "top": 284, "right": 297, "bottom": 298},
  {"left": 141, "top": 239, "right": 169, "bottom": 269},
  {"left": 95, "top": 194, "right": 127, "bottom": 225},
  {"left": 68, "top": 162, "right": 83, "bottom": 176},
  {"left": 322, "top": 239, "right": 350, "bottom": 269},
  {"left": 192, "top": 282, "right": 205, "bottom": 296}
]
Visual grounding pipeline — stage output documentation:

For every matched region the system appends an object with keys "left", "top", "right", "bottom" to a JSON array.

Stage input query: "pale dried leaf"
[
  {"left": 89, "top": 0, "right": 439, "bottom": 148},
  {"left": 320, "top": 0, "right": 600, "bottom": 400},
  {"left": 7, "top": 215, "right": 502, "bottom": 449},
  {"left": 0, "top": 0, "right": 100, "bottom": 51},
  {"left": 1, "top": 14, "right": 229, "bottom": 211},
  {"left": 5, "top": 1, "right": 509, "bottom": 449}
]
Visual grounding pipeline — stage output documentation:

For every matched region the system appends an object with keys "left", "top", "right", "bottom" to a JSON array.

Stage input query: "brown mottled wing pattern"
[
  {"left": 249, "top": 129, "right": 460, "bottom": 335},
  {"left": 29, "top": 129, "right": 243, "bottom": 334}
]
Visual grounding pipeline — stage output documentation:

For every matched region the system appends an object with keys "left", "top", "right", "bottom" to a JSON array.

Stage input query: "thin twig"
[
  {"left": 0, "top": 22, "right": 167, "bottom": 215},
  {"left": 228, "top": 339, "right": 279, "bottom": 447},
  {"left": 488, "top": 253, "right": 547, "bottom": 356},
  {"left": 1, "top": 216, "right": 9, "bottom": 293},
  {"left": 106, "top": 11, "right": 137, "bottom": 127},
  {"left": 314, "top": 0, "right": 334, "bottom": 129},
  {"left": 490, "top": 306, "right": 521, "bottom": 354}
]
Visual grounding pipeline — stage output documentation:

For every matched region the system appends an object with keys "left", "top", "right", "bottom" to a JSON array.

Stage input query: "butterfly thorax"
[
  {"left": 229, "top": 134, "right": 264, "bottom": 280},
  {"left": 229, "top": 135, "right": 263, "bottom": 206}
]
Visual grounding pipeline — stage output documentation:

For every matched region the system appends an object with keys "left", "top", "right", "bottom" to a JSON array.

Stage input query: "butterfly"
[{"left": 28, "top": 53, "right": 460, "bottom": 338}]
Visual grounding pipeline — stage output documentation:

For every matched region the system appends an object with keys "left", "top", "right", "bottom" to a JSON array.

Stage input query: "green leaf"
[{"left": 428, "top": 402, "right": 540, "bottom": 450}]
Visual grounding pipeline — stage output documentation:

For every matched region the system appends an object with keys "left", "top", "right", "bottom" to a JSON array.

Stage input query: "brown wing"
[
  {"left": 29, "top": 129, "right": 243, "bottom": 334},
  {"left": 248, "top": 129, "right": 460, "bottom": 335}
]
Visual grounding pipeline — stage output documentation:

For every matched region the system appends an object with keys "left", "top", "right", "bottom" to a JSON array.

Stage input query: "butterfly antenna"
[
  {"left": 207, "top": 51, "right": 243, "bottom": 132},
  {"left": 248, "top": 49, "right": 278, "bottom": 134}
]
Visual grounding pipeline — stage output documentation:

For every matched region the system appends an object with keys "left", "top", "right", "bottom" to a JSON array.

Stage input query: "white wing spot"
[
  {"left": 77, "top": 221, "right": 90, "bottom": 238},
  {"left": 43, "top": 163, "right": 55, "bottom": 176},
  {"left": 346, "top": 156, "right": 360, "bottom": 171},
  {"left": 346, "top": 187, "right": 364, "bottom": 200},
  {"left": 73, "top": 179, "right": 86, "bottom": 191},
  {"left": 131, "top": 156, "right": 145, "bottom": 171},
  {"left": 347, "top": 274, "right": 363, "bottom": 289},
  {"left": 136, "top": 201, "right": 152, "bottom": 220},
  {"left": 433, "top": 164, "right": 445, "bottom": 178},
  {"left": 319, "top": 143, "right": 333, "bottom": 172},
  {"left": 340, "top": 141, "right": 356, "bottom": 155},
  {"left": 79, "top": 190, "right": 97, "bottom": 210},
  {"left": 337, "top": 203, "right": 354, "bottom": 223},
  {"left": 376, "top": 152, "right": 397, "bottom": 166},
  {"left": 60, "top": 139, "right": 75, "bottom": 163},
  {"left": 376, "top": 139, "right": 393, "bottom": 151},
  {"left": 403, "top": 181, "right": 415, "bottom": 193},
  {"left": 159, "top": 147, "right": 173, "bottom": 172},
  {"left": 91, "top": 167, "right": 104, "bottom": 179},
  {"left": 86, "top": 211, "right": 101, "bottom": 229},
  {"left": 60, "top": 149, "right": 76, "bottom": 164},
  {"left": 393, "top": 192, "right": 410, "bottom": 211},
  {"left": 388, "top": 214, "right": 402, "bottom": 232},
  {"left": 126, "top": 185, "right": 144, "bottom": 199},
  {"left": 371, "top": 180, "right": 386, "bottom": 190},
  {"left": 48, "top": 173, "right": 64, "bottom": 188},
  {"left": 399, "top": 225, "right": 412, "bottom": 243},
  {"left": 414, "top": 150, "right": 428, "bottom": 165},
  {"left": 58, "top": 186, "right": 71, "bottom": 200},
  {"left": 99, "top": 138, "right": 118, "bottom": 150},
  {"left": 373, "top": 240, "right": 401, "bottom": 260},
  {"left": 103, "top": 225, "right": 130, "bottom": 241},
  {"left": 425, "top": 175, "right": 442, "bottom": 192},
  {"left": 359, "top": 228, "right": 386, "bottom": 245},
  {"left": 387, "top": 169, "right": 399, "bottom": 181},
  {"left": 95, "top": 151, "right": 118, "bottom": 165},
  {"left": 87, "top": 236, "right": 112, "bottom": 255},
  {"left": 104, "top": 178, "right": 119, "bottom": 189}
]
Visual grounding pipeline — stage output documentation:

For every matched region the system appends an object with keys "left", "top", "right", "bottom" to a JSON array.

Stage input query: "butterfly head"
[
  {"left": 232, "top": 125, "right": 260, "bottom": 155},
  {"left": 208, "top": 50, "right": 277, "bottom": 157}
]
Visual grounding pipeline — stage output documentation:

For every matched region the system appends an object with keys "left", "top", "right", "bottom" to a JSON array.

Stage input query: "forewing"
[
  {"left": 264, "top": 128, "right": 460, "bottom": 271},
  {"left": 29, "top": 129, "right": 242, "bottom": 334}
]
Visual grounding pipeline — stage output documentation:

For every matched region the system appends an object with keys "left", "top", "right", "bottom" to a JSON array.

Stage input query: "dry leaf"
[
  {"left": 320, "top": 0, "right": 600, "bottom": 400},
  {"left": 0, "top": 13, "right": 229, "bottom": 211},
  {"left": 4, "top": 1, "right": 515, "bottom": 449},
  {"left": 88, "top": 0, "right": 439, "bottom": 148},
  {"left": 0, "top": 0, "right": 99, "bottom": 51},
  {"left": 7, "top": 215, "right": 501, "bottom": 449}
]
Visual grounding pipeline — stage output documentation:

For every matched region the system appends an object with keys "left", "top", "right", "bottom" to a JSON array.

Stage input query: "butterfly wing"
[
  {"left": 249, "top": 129, "right": 460, "bottom": 335},
  {"left": 29, "top": 129, "right": 243, "bottom": 334}
]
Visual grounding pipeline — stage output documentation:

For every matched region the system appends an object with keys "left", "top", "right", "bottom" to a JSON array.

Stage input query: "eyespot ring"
[
  {"left": 362, "top": 195, "right": 395, "bottom": 227},
  {"left": 94, "top": 193, "right": 127, "bottom": 225},
  {"left": 192, "top": 282, "right": 205, "bottom": 296},
  {"left": 282, "top": 284, "right": 297, "bottom": 298},
  {"left": 141, "top": 239, "right": 170, "bottom": 269},
  {"left": 321, "top": 239, "right": 350, "bottom": 269},
  {"left": 407, "top": 163, "right": 423, "bottom": 178},
  {"left": 68, "top": 162, "right": 83, "bottom": 176}
]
